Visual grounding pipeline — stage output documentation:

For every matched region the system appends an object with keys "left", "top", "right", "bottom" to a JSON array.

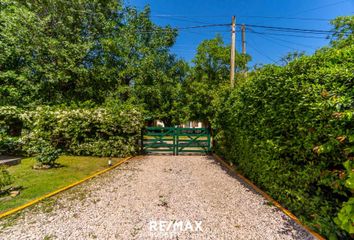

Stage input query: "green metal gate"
[{"left": 142, "top": 127, "right": 211, "bottom": 155}]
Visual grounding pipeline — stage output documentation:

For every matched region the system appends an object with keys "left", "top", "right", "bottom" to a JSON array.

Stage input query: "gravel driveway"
[{"left": 0, "top": 155, "right": 314, "bottom": 240}]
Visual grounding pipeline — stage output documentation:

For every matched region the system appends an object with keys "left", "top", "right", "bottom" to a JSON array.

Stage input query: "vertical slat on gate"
[
  {"left": 175, "top": 127, "right": 179, "bottom": 155},
  {"left": 141, "top": 128, "right": 144, "bottom": 154},
  {"left": 173, "top": 127, "right": 176, "bottom": 155}
]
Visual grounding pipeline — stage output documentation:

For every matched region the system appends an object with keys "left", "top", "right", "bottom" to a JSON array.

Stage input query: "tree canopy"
[{"left": 0, "top": 0, "right": 180, "bottom": 113}]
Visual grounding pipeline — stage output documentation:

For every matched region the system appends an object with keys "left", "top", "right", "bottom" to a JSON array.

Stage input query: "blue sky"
[{"left": 127, "top": 0, "right": 353, "bottom": 67}]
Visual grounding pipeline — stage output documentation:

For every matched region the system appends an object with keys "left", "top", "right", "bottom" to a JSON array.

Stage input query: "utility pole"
[
  {"left": 230, "top": 16, "right": 236, "bottom": 88},
  {"left": 241, "top": 24, "right": 247, "bottom": 75}
]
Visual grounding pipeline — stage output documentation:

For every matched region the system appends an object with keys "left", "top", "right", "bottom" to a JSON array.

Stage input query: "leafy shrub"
[
  {"left": 35, "top": 144, "right": 61, "bottom": 167},
  {"left": 0, "top": 166, "right": 13, "bottom": 192},
  {"left": 213, "top": 44, "right": 354, "bottom": 239}
]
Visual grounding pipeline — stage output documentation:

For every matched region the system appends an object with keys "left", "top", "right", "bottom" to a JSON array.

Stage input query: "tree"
[
  {"left": 280, "top": 51, "right": 305, "bottom": 66},
  {"left": 104, "top": 6, "right": 185, "bottom": 126},
  {"left": 142, "top": 58, "right": 189, "bottom": 126},
  {"left": 330, "top": 16, "right": 354, "bottom": 48},
  {"left": 15, "top": 0, "right": 126, "bottom": 104},
  {"left": 1, "top": 1, "right": 182, "bottom": 110},
  {"left": 0, "top": 0, "right": 44, "bottom": 106},
  {"left": 184, "top": 35, "right": 251, "bottom": 122}
]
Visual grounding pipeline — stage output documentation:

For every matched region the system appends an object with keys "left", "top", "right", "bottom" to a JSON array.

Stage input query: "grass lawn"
[{"left": 0, "top": 156, "right": 122, "bottom": 213}]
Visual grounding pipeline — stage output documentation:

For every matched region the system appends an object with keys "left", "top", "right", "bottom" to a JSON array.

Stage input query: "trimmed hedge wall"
[{"left": 213, "top": 45, "right": 354, "bottom": 238}]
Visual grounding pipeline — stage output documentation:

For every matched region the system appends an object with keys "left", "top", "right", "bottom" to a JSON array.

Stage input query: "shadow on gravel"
[{"left": 278, "top": 217, "right": 315, "bottom": 240}]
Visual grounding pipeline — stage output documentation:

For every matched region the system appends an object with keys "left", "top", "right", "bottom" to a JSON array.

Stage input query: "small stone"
[{"left": 33, "top": 164, "right": 52, "bottom": 170}]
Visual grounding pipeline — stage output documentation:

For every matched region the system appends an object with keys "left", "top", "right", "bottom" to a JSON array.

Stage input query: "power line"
[
  {"left": 251, "top": 31, "right": 313, "bottom": 53},
  {"left": 240, "top": 24, "right": 333, "bottom": 34},
  {"left": 247, "top": 30, "right": 327, "bottom": 39},
  {"left": 251, "top": 32, "right": 300, "bottom": 52},
  {"left": 249, "top": 30, "right": 318, "bottom": 50},
  {"left": 151, "top": 15, "right": 211, "bottom": 25},
  {"left": 248, "top": 41, "right": 278, "bottom": 64},
  {"left": 136, "top": 23, "right": 230, "bottom": 33},
  {"left": 135, "top": 22, "right": 333, "bottom": 36},
  {"left": 150, "top": 17, "right": 333, "bottom": 36},
  {"left": 291, "top": 0, "right": 349, "bottom": 16},
  {"left": 238, "top": 15, "right": 332, "bottom": 22},
  {"left": 148, "top": 14, "right": 333, "bottom": 22},
  {"left": 181, "top": 30, "right": 218, "bottom": 37},
  {"left": 177, "top": 23, "right": 229, "bottom": 30}
]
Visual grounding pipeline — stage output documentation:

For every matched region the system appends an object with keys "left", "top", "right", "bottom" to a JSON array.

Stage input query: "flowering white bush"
[{"left": 21, "top": 106, "right": 144, "bottom": 158}]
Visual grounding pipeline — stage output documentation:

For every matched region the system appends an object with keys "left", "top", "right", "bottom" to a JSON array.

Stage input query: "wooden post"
[{"left": 230, "top": 16, "right": 236, "bottom": 88}]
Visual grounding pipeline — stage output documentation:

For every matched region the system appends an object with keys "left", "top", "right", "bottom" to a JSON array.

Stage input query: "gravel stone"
[{"left": 0, "top": 155, "right": 314, "bottom": 240}]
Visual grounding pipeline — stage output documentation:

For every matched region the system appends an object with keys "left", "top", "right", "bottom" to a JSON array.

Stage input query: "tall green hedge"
[
  {"left": 0, "top": 106, "right": 144, "bottom": 157},
  {"left": 213, "top": 44, "right": 354, "bottom": 239}
]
